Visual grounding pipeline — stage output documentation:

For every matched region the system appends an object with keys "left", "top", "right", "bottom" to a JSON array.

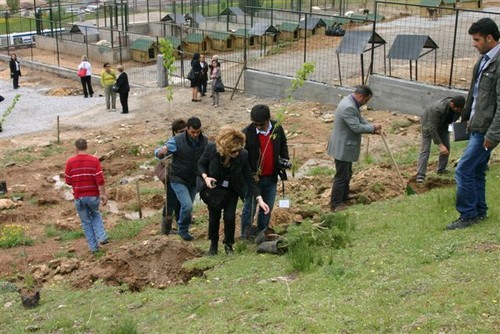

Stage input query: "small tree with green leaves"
[
  {"left": 0, "top": 94, "right": 20, "bottom": 132},
  {"left": 256, "top": 62, "right": 316, "bottom": 175},
  {"left": 239, "top": 0, "right": 261, "bottom": 15},
  {"left": 158, "top": 38, "right": 176, "bottom": 110}
]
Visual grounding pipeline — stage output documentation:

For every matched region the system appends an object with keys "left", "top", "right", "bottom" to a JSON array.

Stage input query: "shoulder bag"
[
  {"left": 214, "top": 78, "right": 225, "bottom": 92},
  {"left": 78, "top": 68, "right": 87, "bottom": 77}
]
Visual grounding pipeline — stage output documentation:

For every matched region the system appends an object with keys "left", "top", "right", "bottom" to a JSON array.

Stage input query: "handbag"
[
  {"left": 453, "top": 122, "right": 470, "bottom": 141},
  {"left": 78, "top": 68, "right": 87, "bottom": 77},
  {"left": 111, "top": 84, "right": 119, "bottom": 93},
  {"left": 154, "top": 155, "right": 173, "bottom": 183},
  {"left": 199, "top": 186, "right": 228, "bottom": 210},
  {"left": 187, "top": 69, "right": 195, "bottom": 81},
  {"left": 214, "top": 78, "right": 225, "bottom": 92}
]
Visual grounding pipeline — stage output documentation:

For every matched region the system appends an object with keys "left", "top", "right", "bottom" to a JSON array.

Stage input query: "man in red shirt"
[
  {"left": 241, "top": 105, "right": 290, "bottom": 239},
  {"left": 65, "top": 138, "right": 109, "bottom": 253}
]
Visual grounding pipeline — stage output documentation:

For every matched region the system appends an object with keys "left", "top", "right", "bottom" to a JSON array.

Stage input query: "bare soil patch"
[{"left": 0, "top": 67, "right": 456, "bottom": 290}]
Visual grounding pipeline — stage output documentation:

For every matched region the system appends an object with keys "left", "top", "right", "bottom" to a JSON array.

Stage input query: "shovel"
[{"left": 381, "top": 133, "right": 416, "bottom": 195}]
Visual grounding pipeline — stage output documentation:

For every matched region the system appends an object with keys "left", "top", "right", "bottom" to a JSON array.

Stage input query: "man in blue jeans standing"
[
  {"left": 65, "top": 138, "right": 109, "bottom": 253},
  {"left": 241, "top": 104, "right": 289, "bottom": 238},
  {"left": 448, "top": 18, "right": 500, "bottom": 230},
  {"left": 165, "top": 117, "right": 208, "bottom": 240}
]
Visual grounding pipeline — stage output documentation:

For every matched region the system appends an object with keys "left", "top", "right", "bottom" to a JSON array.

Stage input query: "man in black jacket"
[
  {"left": 162, "top": 117, "right": 208, "bottom": 240},
  {"left": 115, "top": 65, "right": 130, "bottom": 114},
  {"left": 240, "top": 104, "right": 289, "bottom": 238}
]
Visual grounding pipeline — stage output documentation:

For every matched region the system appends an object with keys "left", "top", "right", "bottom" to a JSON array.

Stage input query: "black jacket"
[
  {"left": 197, "top": 142, "right": 261, "bottom": 199},
  {"left": 242, "top": 120, "right": 289, "bottom": 182},
  {"left": 9, "top": 59, "right": 21, "bottom": 76},
  {"left": 169, "top": 131, "right": 208, "bottom": 187},
  {"left": 115, "top": 72, "right": 130, "bottom": 93}
]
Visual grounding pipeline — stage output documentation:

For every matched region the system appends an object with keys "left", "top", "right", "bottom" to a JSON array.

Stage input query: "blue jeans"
[
  {"left": 241, "top": 176, "right": 277, "bottom": 237},
  {"left": 75, "top": 196, "right": 107, "bottom": 252},
  {"left": 170, "top": 182, "right": 197, "bottom": 235},
  {"left": 455, "top": 132, "right": 491, "bottom": 219}
]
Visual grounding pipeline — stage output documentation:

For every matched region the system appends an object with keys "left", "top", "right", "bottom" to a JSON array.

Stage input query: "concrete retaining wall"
[
  {"left": 368, "top": 75, "right": 468, "bottom": 116},
  {"left": 244, "top": 70, "right": 468, "bottom": 115}
]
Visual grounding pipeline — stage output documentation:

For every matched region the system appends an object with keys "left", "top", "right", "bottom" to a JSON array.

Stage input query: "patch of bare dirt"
[
  {"left": 0, "top": 65, "right": 460, "bottom": 290},
  {"left": 69, "top": 236, "right": 203, "bottom": 291}
]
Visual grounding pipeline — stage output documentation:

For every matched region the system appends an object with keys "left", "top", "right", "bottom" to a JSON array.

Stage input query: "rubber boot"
[
  {"left": 161, "top": 215, "right": 172, "bottom": 235},
  {"left": 206, "top": 242, "right": 218, "bottom": 256}
]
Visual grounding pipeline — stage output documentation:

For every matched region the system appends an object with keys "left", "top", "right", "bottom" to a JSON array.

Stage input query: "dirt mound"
[
  {"left": 69, "top": 236, "right": 203, "bottom": 291},
  {"left": 45, "top": 87, "right": 81, "bottom": 96}
]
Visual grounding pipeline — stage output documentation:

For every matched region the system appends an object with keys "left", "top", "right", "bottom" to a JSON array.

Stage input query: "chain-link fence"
[{"left": 1, "top": 1, "right": 499, "bottom": 91}]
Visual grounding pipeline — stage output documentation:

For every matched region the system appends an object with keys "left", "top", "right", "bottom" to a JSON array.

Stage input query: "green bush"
[{"left": 0, "top": 224, "right": 33, "bottom": 248}]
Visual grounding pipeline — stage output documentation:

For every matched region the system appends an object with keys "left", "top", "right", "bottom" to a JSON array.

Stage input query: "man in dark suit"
[
  {"left": 115, "top": 65, "right": 130, "bottom": 114},
  {"left": 326, "top": 85, "right": 382, "bottom": 212},
  {"left": 9, "top": 54, "right": 21, "bottom": 89}
]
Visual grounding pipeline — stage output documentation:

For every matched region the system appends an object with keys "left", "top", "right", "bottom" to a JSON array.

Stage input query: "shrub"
[{"left": 0, "top": 224, "right": 33, "bottom": 248}]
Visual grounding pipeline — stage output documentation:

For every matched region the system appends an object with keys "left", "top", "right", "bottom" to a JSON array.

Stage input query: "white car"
[{"left": 85, "top": 4, "right": 101, "bottom": 13}]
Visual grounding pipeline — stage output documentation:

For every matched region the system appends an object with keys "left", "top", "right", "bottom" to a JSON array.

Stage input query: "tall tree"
[
  {"left": 6, "top": 0, "right": 20, "bottom": 12},
  {"left": 238, "top": 0, "right": 262, "bottom": 15}
]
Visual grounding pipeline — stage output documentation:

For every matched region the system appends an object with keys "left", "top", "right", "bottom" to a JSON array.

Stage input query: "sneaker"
[
  {"left": 478, "top": 214, "right": 487, "bottom": 221},
  {"left": 100, "top": 239, "right": 109, "bottom": 245},
  {"left": 416, "top": 176, "right": 425, "bottom": 183},
  {"left": 437, "top": 170, "right": 450, "bottom": 175},
  {"left": 446, "top": 217, "right": 479, "bottom": 230},
  {"left": 111, "top": 108, "right": 116, "bottom": 112}
]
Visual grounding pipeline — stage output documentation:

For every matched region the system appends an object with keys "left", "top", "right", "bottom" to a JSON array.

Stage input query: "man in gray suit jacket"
[{"left": 326, "top": 85, "right": 382, "bottom": 211}]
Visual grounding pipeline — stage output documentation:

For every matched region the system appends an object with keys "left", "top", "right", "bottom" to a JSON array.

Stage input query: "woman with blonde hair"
[
  {"left": 198, "top": 127, "right": 269, "bottom": 255},
  {"left": 77, "top": 55, "right": 94, "bottom": 98}
]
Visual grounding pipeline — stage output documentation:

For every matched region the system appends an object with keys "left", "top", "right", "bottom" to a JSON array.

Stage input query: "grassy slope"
[{"left": 1, "top": 167, "right": 499, "bottom": 333}]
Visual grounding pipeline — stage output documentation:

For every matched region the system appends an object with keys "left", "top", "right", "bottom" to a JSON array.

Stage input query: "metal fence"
[{"left": 1, "top": 2, "right": 499, "bottom": 92}]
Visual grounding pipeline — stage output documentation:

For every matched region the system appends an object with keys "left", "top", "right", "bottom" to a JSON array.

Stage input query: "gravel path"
[{"left": 0, "top": 79, "right": 159, "bottom": 139}]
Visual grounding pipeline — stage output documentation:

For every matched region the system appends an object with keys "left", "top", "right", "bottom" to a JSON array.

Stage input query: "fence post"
[
  {"left": 157, "top": 54, "right": 167, "bottom": 88},
  {"left": 449, "top": 9, "right": 459, "bottom": 88}
]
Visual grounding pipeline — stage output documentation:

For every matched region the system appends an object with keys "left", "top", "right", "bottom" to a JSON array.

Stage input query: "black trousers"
[
  {"left": 330, "top": 159, "right": 353, "bottom": 209},
  {"left": 80, "top": 76, "right": 94, "bottom": 97},
  {"left": 119, "top": 91, "right": 129, "bottom": 113},
  {"left": 208, "top": 190, "right": 238, "bottom": 246},
  {"left": 12, "top": 72, "right": 20, "bottom": 88}
]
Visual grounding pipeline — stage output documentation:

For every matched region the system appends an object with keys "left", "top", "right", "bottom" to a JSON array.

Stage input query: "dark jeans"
[
  {"left": 80, "top": 75, "right": 94, "bottom": 97},
  {"left": 208, "top": 190, "right": 238, "bottom": 246},
  {"left": 119, "top": 91, "right": 129, "bottom": 113},
  {"left": 12, "top": 72, "right": 20, "bottom": 89},
  {"left": 240, "top": 176, "right": 277, "bottom": 237},
  {"left": 330, "top": 160, "right": 353, "bottom": 209},
  {"left": 455, "top": 132, "right": 490, "bottom": 219},
  {"left": 199, "top": 80, "right": 207, "bottom": 94},
  {"left": 162, "top": 179, "right": 180, "bottom": 220}
]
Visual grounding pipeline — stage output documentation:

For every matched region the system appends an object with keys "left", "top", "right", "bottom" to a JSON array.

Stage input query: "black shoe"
[
  {"left": 179, "top": 232, "right": 193, "bottom": 241},
  {"left": 206, "top": 244, "right": 218, "bottom": 256},
  {"left": 478, "top": 214, "right": 487, "bottom": 221},
  {"left": 224, "top": 244, "right": 234, "bottom": 255},
  {"left": 446, "top": 217, "right": 479, "bottom": 230},
  {"left": 100, "top": 239, "right": 109, "bottom": 245},
  {"left": 437, "top": 170, "right": 450, "bottom": 175},
  {"left": 121, "top": 111, "right": 128, "bottom": 114}
]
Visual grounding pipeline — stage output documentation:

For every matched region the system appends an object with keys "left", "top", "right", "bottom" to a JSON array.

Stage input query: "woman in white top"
[{"left": 77, "top": 55, "right": 94, "bottom": 98}]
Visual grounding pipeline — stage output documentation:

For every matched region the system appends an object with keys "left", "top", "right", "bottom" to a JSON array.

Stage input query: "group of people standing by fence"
[
  {"left": 189, "top": 53, "right": 223, "bottom": 107},
  {"left": 77, "top": 56, "right": 130, "bottom": 114}
]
